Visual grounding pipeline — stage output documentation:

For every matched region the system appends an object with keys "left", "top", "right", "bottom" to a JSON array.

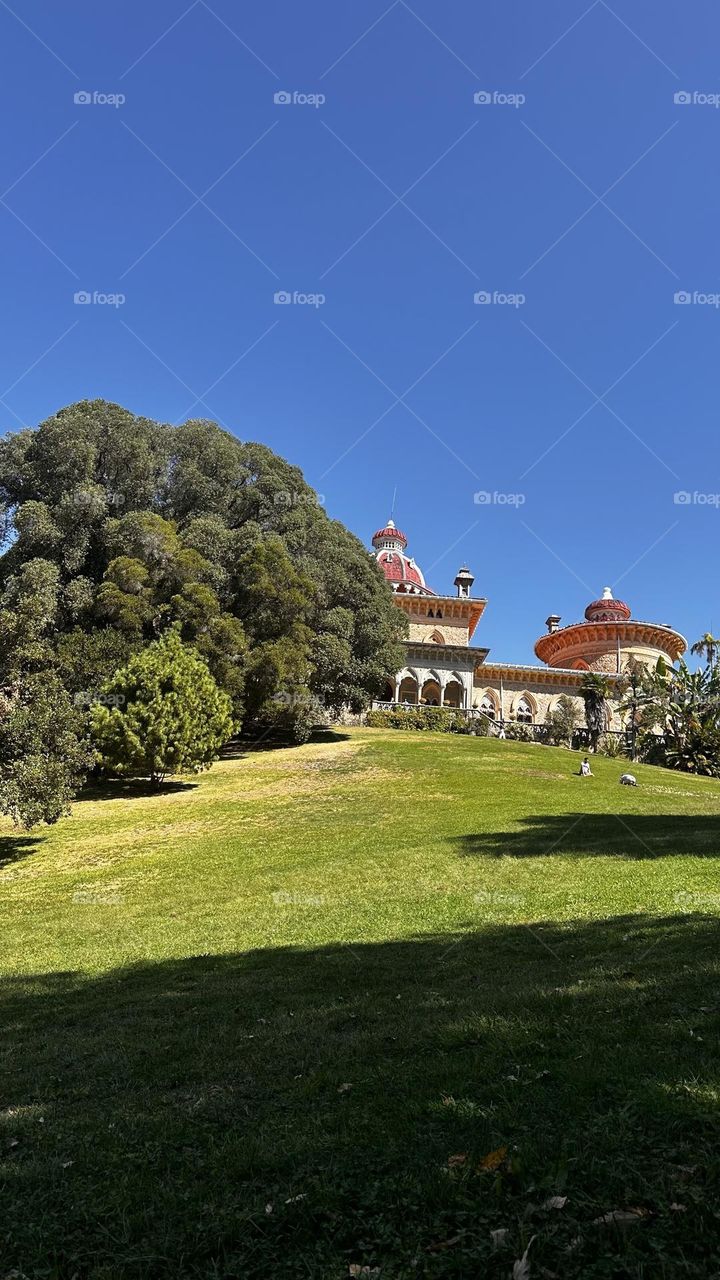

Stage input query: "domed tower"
[
  {"left": 534, "top": 586, "right": 686, "bottom": 673},
  {"left": 372, "top": 519, "right": 434, "bottom": 595}
]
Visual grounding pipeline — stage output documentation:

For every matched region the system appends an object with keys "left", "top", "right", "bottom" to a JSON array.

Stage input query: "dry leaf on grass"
[
  {"left": 478, "top": 1144, "right": 507, "bottom": 1171},
  {"left": 512, "top": 1235, "right": 536, "bottom": 1279},
  {"left": 425, "top": 1234, "right": 462, "bottom": 1253},
  {"left": 593, "top": 1208, "right": 648, "bottom": 1227},
  {"left": 542, "top": 1195, "right": 567, "bottom": 1210},
  {"left": 490, "top": 1228, "right": 509, "bottom": 1246}
]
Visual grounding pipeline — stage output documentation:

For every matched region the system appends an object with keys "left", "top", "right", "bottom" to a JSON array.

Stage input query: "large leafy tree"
[
  {"left": 0, "top": 401, "right": 406, "bottom": 732},
  {"left": 92, "top": 628, "right": 235, "bottom": 785},
  {"left": 0, "top": 671, "right": 95, "bottom": 828}
]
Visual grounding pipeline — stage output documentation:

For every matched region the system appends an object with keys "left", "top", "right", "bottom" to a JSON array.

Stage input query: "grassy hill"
[{"left": 2, "top": 728, "right": 720, "bottom": 1277}]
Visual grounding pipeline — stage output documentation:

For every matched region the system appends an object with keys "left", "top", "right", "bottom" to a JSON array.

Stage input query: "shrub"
[
  {"left": 92, "top": 628, "right": 235, "bottom": 785},
  {"left": 366, "top": 707, "right": 469, "bottom": 733}
]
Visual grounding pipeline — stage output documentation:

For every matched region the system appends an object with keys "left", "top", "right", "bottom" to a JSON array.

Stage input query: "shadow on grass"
[
  {"left": 2, "top": 914, "right": 720, "bottom": 1278},
  {"left": 223, "top": 727, "right": 351, "bottom": 760},
  {"left": 79, "top": 777, "right": 198, "bottom": 802},
  {"left": 452, "top": 812, "right": 720, "bottom": 859},
  {"left": 0, "top": 834, "right": 43, "bottom": 869}
]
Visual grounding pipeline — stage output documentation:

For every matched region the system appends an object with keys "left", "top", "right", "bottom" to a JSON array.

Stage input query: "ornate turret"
[
  {"left": 372, "top": 518, "right": 433, "bottom": 595},
  {"left": 454, "top": 566, "right": 475, "bottom": 599},
  {"left": 534, "top": 587, "right": 686, "bottom": 673}
]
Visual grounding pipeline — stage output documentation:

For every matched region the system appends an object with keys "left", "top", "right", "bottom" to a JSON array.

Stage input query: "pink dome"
[
  {"left": 371, "top": 520, "right": 408, "bottom": 550},
  {"left": 585, "top": 587, "right": 631, "bottom": 623},
  {"left": 377, "top": 549, "right": 426, "bottom": 589}
]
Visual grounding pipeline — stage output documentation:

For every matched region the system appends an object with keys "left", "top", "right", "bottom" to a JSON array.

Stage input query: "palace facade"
[{"left": 371, "top": 519, "right": 686, "bottom": 731}]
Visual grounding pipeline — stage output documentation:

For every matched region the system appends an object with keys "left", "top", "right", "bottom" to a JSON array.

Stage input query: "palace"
[{"left": 371, "top": 519, "right": 686, "bottom": 732}]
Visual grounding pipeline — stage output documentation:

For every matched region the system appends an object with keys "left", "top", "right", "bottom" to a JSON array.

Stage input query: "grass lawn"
[{"left": 2, "top": 728, "right": 720, "bottom": 1278}]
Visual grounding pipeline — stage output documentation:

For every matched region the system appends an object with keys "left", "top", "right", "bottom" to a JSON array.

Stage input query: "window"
[
  {"left": 516, "top": 696, "right": 533, "bottom": 723},
  {"left": 480, "top": 695, "right": 497, "bottom": 720},
  {"left": 429, "top": 630, "right": 445, "bottom": 644}
]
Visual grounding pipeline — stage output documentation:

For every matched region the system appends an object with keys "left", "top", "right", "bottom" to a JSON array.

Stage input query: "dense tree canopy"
[{"left": 0, "top": 400, "right": 406, "bottom": 821}]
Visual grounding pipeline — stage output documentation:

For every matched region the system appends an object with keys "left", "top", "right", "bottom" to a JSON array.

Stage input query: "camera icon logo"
[
  {"left": 473, "top": 90, "right": 492, "bottom": 105},
  {"left": 73, "top": 290, "right": 92, "bottom": 304},
  {"left": 274, "top": 91, "right": 292, "bottom": 105},
  {"left": 273, "top": 291, "right": 292, "bottom": 304},
  {"left": 673, "top": 491, "right": 691, "bottom": 504},
  {"left": 674, "top": 291, "right": 692, "bottom": 305},
  {"left": 674, "top": 90, "right": 692, "bottom": 105},
  {"left": 74, "top": 90, "right": 92, "bottom": 105},
  {"left": 473, "top": 290, "right": 491, "bottom": 304}
]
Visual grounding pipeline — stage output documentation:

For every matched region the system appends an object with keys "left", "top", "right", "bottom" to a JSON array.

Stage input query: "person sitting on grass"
[{"left": 579, "top": 756, "right": 593, "bottom": 777}]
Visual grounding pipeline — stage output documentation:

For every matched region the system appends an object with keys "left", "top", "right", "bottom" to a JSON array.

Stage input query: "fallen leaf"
[
  {"left": 593, "top": 1208, "right": 648, "bottom": 1227},
  {"left": 542, "top": 1195, "right": 567, "bottom": 1210},
  {"left": 512, "top": 1234, "right": 536, "bottom": 1280},
  {"left": 425, "top": 1234, "right": 462, "bottom": 1253},
  {"left": 479, "top": 1144, "right": 507, "bottom": 1171},
  {"left": 264, "top": 1203, "right": 273, "bottom": 1215},
  {"left": 490, "top": 1228, "right": 509, "bottom": 1246},
  {"left": 284, "top": 1193, "right": 307, "bottom": 1205}
]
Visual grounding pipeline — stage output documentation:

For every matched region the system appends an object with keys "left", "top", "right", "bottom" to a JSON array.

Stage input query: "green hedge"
[{"left": 366, "top": 707, "right": 488, "bottom": 735}]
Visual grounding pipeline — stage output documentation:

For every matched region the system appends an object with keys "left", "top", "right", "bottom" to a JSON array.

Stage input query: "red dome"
[
  {"left": 377, "top": 550, "right": 427, "bottom": 590},
  {"left": 372, "top": 520, "right": 407, "bottom": 549},
  {"left": 585, "top": 588, "right": 631, "bottom": 623}
]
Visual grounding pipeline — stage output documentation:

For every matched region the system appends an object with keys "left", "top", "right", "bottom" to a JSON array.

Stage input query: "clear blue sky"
[{"left": 0, "top": 0, "right": 717, "bottom": 663}]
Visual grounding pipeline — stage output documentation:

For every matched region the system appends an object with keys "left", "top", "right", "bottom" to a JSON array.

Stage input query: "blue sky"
[{"left": 0, "top": 0, "right": 718, "bottom": 663}]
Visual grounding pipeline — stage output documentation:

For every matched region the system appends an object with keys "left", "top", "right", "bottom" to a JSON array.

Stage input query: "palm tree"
[
  {"left": 691, "top": 633, "right": 720, "bottom": 669},
  {"left": 580, "top": 672, "right": 611, "bottom": 753}
]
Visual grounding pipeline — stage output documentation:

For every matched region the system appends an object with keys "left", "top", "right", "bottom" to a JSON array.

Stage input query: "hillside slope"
[{"left": 2, "top": 729, "right": 720, "bottom": 1277}]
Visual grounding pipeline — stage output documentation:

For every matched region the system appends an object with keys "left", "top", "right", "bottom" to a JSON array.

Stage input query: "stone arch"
[
  {"left": 443, "top": 675, "right": 464, "bottom": 708},
  {"left": 429, "top": 629, "right": 445, "bottom": 644},
  {"left": 421, "top": 670, "right": 442, "bottom": 706},
  {"left": 479, "top": 688, "right": 500, "bottom": 720},
  {"left": 397, "top": 667, "right": 419, "bottom": 705},
  {"left": 512, "top": 691, "right": 537, "bottom": 723}
]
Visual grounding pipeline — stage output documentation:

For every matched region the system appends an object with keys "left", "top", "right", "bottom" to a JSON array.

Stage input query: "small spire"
[{"left": 602, "top": 586, "right": 613, "bottom": 600}]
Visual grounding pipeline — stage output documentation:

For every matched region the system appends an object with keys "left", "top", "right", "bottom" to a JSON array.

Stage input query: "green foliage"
[
  {"left": 91, "top": 629, "right": 235, "bottom": 784},
  {"left": 0, "top": 401, "right": 404, "bottom": 742},
  {"left": 366, "top": 706, "right": 471, "bottom": 733},
  {"left": 580, "top": 672, "right": 612, "bottom": 752},
  {"left": 0, "top": 671, "right": 94, "bottom": 827},
  {"left": 544, "top": 694, "right": 578, "bottom": 746}
]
